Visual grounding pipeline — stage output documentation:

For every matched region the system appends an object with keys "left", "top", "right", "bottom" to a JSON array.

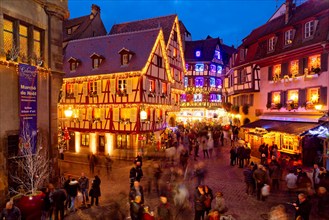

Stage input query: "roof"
[
  {"left": 185, "top": 37, "right": 235, "bottom": 64},
  {"left": 63, "top": 12, "right": 107, "bottom": 42},
  {"left": 233, "top": 0, "right": 329, "bottom": 66},
  {"left": 63, "top": 28, "right": 162, "bottom": 78},
  {"left": 242, "top": 119, "right": 320, "bottom": 136},
  {"left": 109, "top": 14, "right": 177, "bottom": 45}
]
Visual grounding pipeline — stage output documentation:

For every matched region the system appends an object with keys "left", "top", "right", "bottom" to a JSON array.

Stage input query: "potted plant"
[{"left": 9, "top": 125, "right": 50, "bottom": 220}]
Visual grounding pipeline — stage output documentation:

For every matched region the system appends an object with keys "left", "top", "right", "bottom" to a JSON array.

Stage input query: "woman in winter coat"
[{"left": 90, "top": 175, "right": 101, "bottom": 206}]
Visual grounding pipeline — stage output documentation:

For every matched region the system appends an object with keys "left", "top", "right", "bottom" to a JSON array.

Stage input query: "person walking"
[
  {"left": 78, "top": 172, "right": 89, "bottom": 205},
  {"left": 156, "top": 195, "right": 173, "bottom": 220},
  {"left": 90, "top": 175, "right": 101, "bottom": 206},
  {"left": 269, "top": 157, "right": 281, "bottom": 192},
  {"left": 88, "top": 153, "right": 97, "bottom": 175},
  {"left": 201, "top": 137, "right": 209, "bottom": 159},
  {"left": 312, "top": 163, "right": 320, "bottom": 190},
  {"left": 229, "top": 146, "right": 236, "bottom": 166},
  {"left": 130, "top": 195, "right": 144, "bottom": 220},
  {"left": 237, "top": 145, "right": 245, "bottom": 168},
  {"left": 0, "top": 199, "right": 21, "bottom": 220},
  {"left": 129, "top": 161, "right": 143, "bottom": 187},
  {"left": 51, "top": 188, "right": 67, "bottom": 220},
  {"left": 286, "top": 169, "right": 298, "bottom": 194},
  {"left": 129, "top": 181, "right": 145, "bottom": 205},
  {"left": 67, "top": 178, "right": 80, "bottom": 212},
  {"left": 243, "top": 165, "right": 254, "bottom": 195},
  {"left": 207, "top": 136, "right": 214, "bottom": 158},
  {"left": 204, "top": 185, "right": 213, "bottom": 216},
  {"left": 253, "top": 164, "right": 267, "bottom": 201}
]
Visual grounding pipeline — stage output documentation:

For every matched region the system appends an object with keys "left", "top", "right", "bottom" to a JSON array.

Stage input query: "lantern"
[{"left": 140, "top": 109, "right": 148, "bottom": 120}]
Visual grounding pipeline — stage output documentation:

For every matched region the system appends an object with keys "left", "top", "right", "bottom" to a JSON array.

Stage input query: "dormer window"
[
  {"left": 268, "top": 36, "right": 277, "bottom": 52},
  {"left": 118, "top": 48, "right": 134, "bottom": 65},
  {"left": 68, "top": 57, "right": 80, "bottom": 72},
  {"left": 90, "top": 53, "right": 104, "bottom": 69},
  {"left": 304, "top": 20, "right": 317, "bottom": 39},
  {"left": 214, "top": 50, "right": 221, "bottom": 60},
  {"left": 284, "top": 29, "right": 295, "bottom": 45}
]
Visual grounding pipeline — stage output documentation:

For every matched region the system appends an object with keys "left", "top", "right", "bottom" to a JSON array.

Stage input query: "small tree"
[{"left": 9, "top": 127, "right": 50, "bottom": 196}]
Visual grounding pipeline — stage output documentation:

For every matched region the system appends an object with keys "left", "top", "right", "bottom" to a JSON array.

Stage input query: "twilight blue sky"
[{"left": 68, "top": 0, "right": 289, "bottom": 47}]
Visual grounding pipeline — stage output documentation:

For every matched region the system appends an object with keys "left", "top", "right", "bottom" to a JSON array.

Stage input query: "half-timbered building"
[
  {"left": 178, "top": 37, "right": 235, "bottom": 122},
  {"left": 109, "top": 15, "right": 187, "bottom": 124},
  {"left": 226, "top": 0, "right": 329, "bottom": 165},
  {"left": 59, "top": 28, "right": 174, "bottom": 157}
]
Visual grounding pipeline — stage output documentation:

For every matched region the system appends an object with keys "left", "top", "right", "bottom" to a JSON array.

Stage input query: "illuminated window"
[
  {"left": 116, "top": 134, "right": 130, "bottom": 149},
  {"left": 307, "top": 87, "right": 319, "bottom": 104},
  {"left": 149, "top": 80, "right": 155, "bottom": 93},
  {"left": 81, "top": 134, "right": 89, "bottom": 146},
  {"left": 66, "top": 83, "right": 74, "bottom": 98},
  {"left": 173, "top": 48, "right": 178, "bottom": 58},
  {"left": 210, "top": 77, "right": 216, "bottom": 87},
  {"left": 118, "top": 79, "right": 127, "bottom": 93},
  {"left": 217, "top": 66, "right": 222, "bottom": 74},
  {"left": 272, "top": 91, "right": 281, "bottom": 104},
  {"left": 19, "top": 24, "right": 28, "bottom": 58},
  {"left": 216, "top": 79, "right": 222, "bottom": 88},
  {"left": 181, "top": 94, "right": 186, "bottom": 102},
  {"left": 308, "top": 54, "right": 321, "bottom": 72},
  {"left": 289, "top": 60, "right": 299, "bottom": 76},
  {"left": 268, "top": 37, "right": 275, "bottom": 52},
  {"left": 33, "top": 29, "right": 41, "bottom": 59},
  {"left": 184, "top": 77, "right": 188, "bottom": 87},
  {"left": 92, "top": 58, "right": 100, "bottom": 69},
  {"left": 195, "top": 64, "right": 204, "bottom": 72},
  {"left": 195, "top": 77, "right": 204, "bottom": 87},
  {"left": 156, "top": 55, "right": 162, "bottom": 67},
  {"left": 122, "top": 54, "right": 129, "bottom": 65},
  {"left": 214, "top": 50, "right": 221, "bottom": 60},
  {"left": 287, "top": 90, "right": 299, "bottom": 103},
  {"left": 120, "top": 108, "right": 131, "bottom": 120},
  {"left": 195, "top": 50, "right": 201, "bottom": 57},
  {"left": 185, "top": 64, "right": 189, "bottom": 71},
  {"left": 273, "top": 64, "right": 281, "bottom": 78},
  {"left": 210, "top": 64, "right": 216, "bottom": 73},
  {"left": 304, "top": 21, "right": 315, "bottom": 39},
  {"left": 89, "top": 81, "right": 98, "bottom": 96},
  {"left": 3, "top": 18, "right": 14, "bottom": 55},
  {"left": 162, "top": 82, "right": 167, "bottom": 94},
  {"left": 70, "top": 62, "right": 77, "bottom": 71},
  {"left": 285, "top": 29, "right": 294, "bottom": 45},
  {"left": 193, "top": 94, "right": 202, "bottom": 102}
]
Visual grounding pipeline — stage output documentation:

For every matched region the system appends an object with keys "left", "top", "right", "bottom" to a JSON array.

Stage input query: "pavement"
[{"left": 58, "top": 142, "right": 326, "bottom": 220}]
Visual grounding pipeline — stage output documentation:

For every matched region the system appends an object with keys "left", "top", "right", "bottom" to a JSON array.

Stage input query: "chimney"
[
  {"left": 285, "top": 0, "right": 293, "bottom": 24},
  {"left": 91, "top": 4, "right": 100, "bottom": 15}
]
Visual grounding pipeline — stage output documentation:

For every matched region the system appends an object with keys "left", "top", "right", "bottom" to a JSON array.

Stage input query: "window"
[
  {"left": 156, "top": 55, "right": 162, "bottom": 67},
  {"left": 92, "top": 58, "right": 100, "bottom": 69},
  {"left": 282, "top": 135, "right": 298, "bottom": 151},
  {"left": 70, "top": 62, "right": 77, "bottom": 71},
  {"left": 66, "top": 83, "right": 74, "bottom": 98},
  {"left": 217, "top": 66, "right": 222, "bottom": 74},
  {"left": 209, "top": 77, "right": 216, "bottom": 87},
  {"left": 195, "top": 50, "right": 201, "bottom": 57},
  {"left": 273, "top": 64, "right": 281, "bottom": 78},
  {"left": 195, "top": 64, "right": 204, "bottom": 72},
  {"left": 161, "top": 82, "right": 167, "bottom": 94},
  {"left": 195, "top": 77, "right": 204, "bottom": 87},
  {"left": 184, "top": 77, "right": 188, "bottom": 87},
  {"left": 180, "top": 94, "right": 186, "bottom": 102},
  {"left": 239, "top": 49, "right": 245, "bottom": 61},
  {"left": 193, "top": 94, "right": 202, "bottom": 102},
  {"left": 122, "top": 54, "right": 129, "bottom": 65},
  {"left": 81, "top": 134, "right": 89, "bottom": 146},
  {"left": 210, "top": 64, "right": 216, "bottom": 73},
  {"left": 3, "top": 18, "right": 14, "bottom": 56},
  {"left": 89, "top": 81, "right": 97, "bottom": 96},
  {"left": 268, "top": 37, "right": 275, "bottom": 52},
  {"left": 307, "top": 87, "right": 319, "bottom": 104},
  {"left": 216, "top": 79, "right": 222, "bottom": 88},
  {"left": 238, "top": 69, "right": 247, "bottom": 84},
  {"left": 19, "top": 24, "right": 28, "bottom": 58},
  {"left": 214, "top": 50, "right": 221, "bottom": 60},
  {"left": 67, "top": 28, "right": 72, "bottom": 35},
  {"left": 173, "top": 30, "right": 177, "bottom": 42},
  {"left": 308, "top": 54, "right": 321, "bottom": 73},
  {"left": 118, "top": 79, "right": 127, "bottom": 93},
  {"left": 116, "top": 134, "right": 130, "bottom": 149},
  {"left": 285, "top": 29, "right": 294, "bottom": 45},
  {"left": 287, "top": 90, "right": 299, "bottom": 103},
  {"left": 304, "top": 21, "right": 315, "bottom": 39},
  {"left": 272, "top": 91, "right": 281, "bottom": 104},
  {"left": 33, "top": 29, "right": 41, "bottom": 59},
  {"left": 149, "top": 80, "right": 155, "bottom": 93},
  {"left": 173, "top": 48, "right": 178, "bottom": 58},
  {"left": 290, "top": 60, "right": 299, "bottom": 76}
]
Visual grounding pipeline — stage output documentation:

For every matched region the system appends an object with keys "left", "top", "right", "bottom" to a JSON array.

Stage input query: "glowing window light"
[
  {"left": 288, "top": 90, "right": 298, "bottom": 102},
  {"left": 273, "top": 64, "right": 281, "bottom": 77},
  {"left": 64, "top": 107, "right": 73, "bottom": 118},
  {"left": 290, "top": 60, "right": 299, "bottom": 75},
  {"left": 140, "top": 109, "right": 148, "bottom": 120},
  {"left": 272, "top": 92, "right": 281, "bottom": 104},
  {"left": 195, "top": 50, "right": 201, "bottom": 57},
  {"left": 215, "top": 50, "right": 221, "bottom": 60},
  {"left": 217, "top": 66, "right": 222, "bottom": 74},
  {"left": 75, "top": 132, "right": 81, "bottom": 153},
  {"left": 195, "top": 63, "right": 204, "bottom": 72},
  {"left": 90, "top": 133, "right": 97, "bottom": 154},
  {"left": 105, "top": 133, "right": 113, "bottom": 155},
  {"left": 308, "top": 54, "right": 321, "bottom": 69}
]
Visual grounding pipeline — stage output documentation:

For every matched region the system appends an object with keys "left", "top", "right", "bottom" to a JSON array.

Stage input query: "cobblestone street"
[{"left": 59, "top": 143, "right": 324, "bottom": 220}]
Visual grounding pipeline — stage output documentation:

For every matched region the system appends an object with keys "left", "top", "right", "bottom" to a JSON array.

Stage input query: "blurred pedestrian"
[
  {"left": 243, "top": 165, "right": 254, "bottom": 195},
  {"left": 51, "top": 188, "right": 67, "bottom": 220},
  {"left": 129, "top": 181, "right": 145, "bottom": 205},
  {"left": 204, "top": 185, "right": 213, "bottom": 216},
  {"left": 0, "top": 199, "right": 21, "bottom": 220},
  {"left": 208, "top": 210, "right": 220, "bottom": 220},
  {"left": 78, "top": 172, "right": 89, "bottom": 205},
  {"left": 268, "top": 205, "right": 288, "bottom": 220},
  {"left": 237, "top": 145, "right": 245, "bottom": 168},
  {"left": 293, "top": 193, "right": 311, "bottom": 220},
  {"left": 285, "top": 169, "right": 297, "bottom": 194},
  {"left": 207, "top": 136, "right": 214, "bottom": 158},
  {"left": 317, "top": 187, "right": 329, "bottom": 218},
  {"left": 105, "top": 154, "right": 113, "bottom": 176},
  {"left": 67, "top": 178, "right": 80, "bottom": 212},
  {"left": 194, "top": 185, "right": 206, "bottom": 220},
  {"left": 156, "top": 195, "right": 173, "bottom": 220},
  {"left": 129, "top": 161, "right": 143, "bottom": 187},
  {"left": 214, "top": 192, "right": 227, "bottom": 214},
  {"left": 180, "top": 149, "right": 189, "bottom": 170},
  {"left": 229, "top": 146, "right": 236, "bottom": 166},
  {"left": 90, "top": 175, "right": 101, "bottom": 206},
  {"left": 269, "top": 156, "right": 281, "bottom": 192},
  {"left": 312, "top": 163, "right": 320, "bottom": 190},
  {"left": 134, "top": 152, "right": 143, "bottom": 167},
  {"left": 130, "top": 195, "right": 144, "bottom": 220},
  {"left": 253, "top": 164, "right": 267, "bottom": 201},
  {"left": 88, "top": 153, "right": 97, "bottom": 175}
]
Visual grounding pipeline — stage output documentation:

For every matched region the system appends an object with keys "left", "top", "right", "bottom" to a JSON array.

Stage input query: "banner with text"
[{"left": 19, "top": 64, "right": 38, "bottom": 154}]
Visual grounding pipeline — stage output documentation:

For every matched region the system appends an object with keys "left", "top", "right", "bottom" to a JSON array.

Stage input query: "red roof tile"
[{"left": 63, "top": 29, "right": 161, "bottom": 78}]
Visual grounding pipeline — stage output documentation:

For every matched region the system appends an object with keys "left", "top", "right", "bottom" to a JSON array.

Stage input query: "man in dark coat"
[
  {"left": 51, "top": 189, "right": 67, "bottom": 220},
  {"left": 134, "top": 152, "right": 143, "bottom": 167},
  {"left": 194, "top": 185, "right": 206, "bottom": 220},
  {"left": 293, "top": 193, "right": 311, "bottom": 220},
  {"left": 90, "top": 175, "right": 101, "bottom": 206},
  {"left": 237, "top": 145, "right": 245, "bottom": 168},
  {"left": 253, "top": 165, "right": 267, "bottom": 200},
  {"left": 157, "top": 195, "right": 173, "bottom": 220},
  {"left": 129, "top": 181, "right": 145, "bottom": 205},
  {"left": 129, "top": 162, "right": 143, "bottom": 187},
  {"left": 0, "top": 199, "right": 21, "bottom": 220},
  {"left": 229, "top": 146, "right": 236, "bottom": 166},
  {"left": 243, "top": 165, "right": 254, "bottom": 195},
  {"left": 67, "top": 178, "right": 80, "bottom": 211},
  {"left": 269, "top": 157, "right": 281, "bottom": 191}
]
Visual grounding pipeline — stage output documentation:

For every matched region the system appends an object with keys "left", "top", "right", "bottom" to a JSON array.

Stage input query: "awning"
[
  {"left": 259, "top": 113, "right": 324, "bottom": 123},
  {"left": 242, "top": 119, "right": 321, "bottom": 136}
]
